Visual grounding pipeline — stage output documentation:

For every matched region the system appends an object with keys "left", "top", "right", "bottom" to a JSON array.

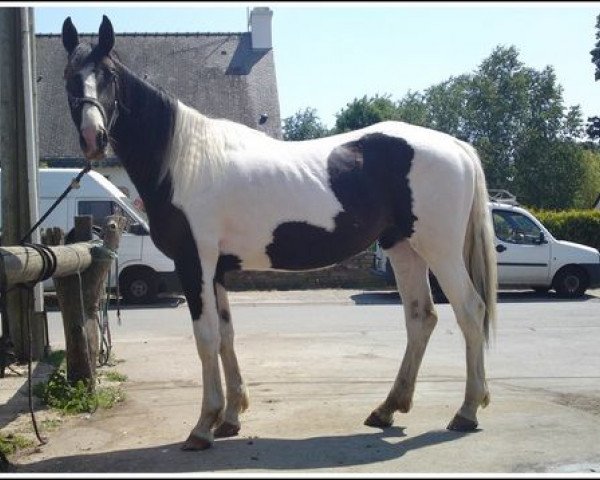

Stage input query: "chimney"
[{"left": 249, "top": 7, "right": 273, "bottom": 50}]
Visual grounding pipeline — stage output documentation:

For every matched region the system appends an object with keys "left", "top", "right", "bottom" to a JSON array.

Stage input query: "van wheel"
[
  {"left": 120, "top": 268, "right": 159, "bottom": 304},
  {"left": 553, "top": 266, "right": 588, "bottom": 298}
]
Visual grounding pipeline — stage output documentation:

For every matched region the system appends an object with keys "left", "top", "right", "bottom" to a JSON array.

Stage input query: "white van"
[
  {"left": 373, "top": 201, "right": 600, "bottom": 299},
  {"left": 0, "top": 168, "right": 179, "bottom": 303}
]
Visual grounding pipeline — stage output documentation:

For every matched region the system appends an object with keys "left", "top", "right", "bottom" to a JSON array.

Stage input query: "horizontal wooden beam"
[{"left": 0, "top": 243, "right": 95, "bottom": 287}]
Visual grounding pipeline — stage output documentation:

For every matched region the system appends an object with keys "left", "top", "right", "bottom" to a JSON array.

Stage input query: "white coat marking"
[{"left": 80, "top": 64, "right": 104, "bottom": 132}]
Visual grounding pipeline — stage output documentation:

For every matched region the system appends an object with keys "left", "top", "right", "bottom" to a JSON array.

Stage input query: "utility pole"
[{"left": 0, "top": 7, "right": 45, "bottom": 360}]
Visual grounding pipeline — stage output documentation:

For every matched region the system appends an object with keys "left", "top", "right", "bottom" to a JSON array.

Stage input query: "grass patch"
[
  {"left": 0, "top": 433, "right": 33, "bottom": 456},
  {"left": 102, "top": 370, "right": 127, "bottom": 382},
  {"left": 96, "top": 386, "right": 126, "bottom": 409},
  {"left": 40, "top": 418, "right": 63, "bottom": 431}
]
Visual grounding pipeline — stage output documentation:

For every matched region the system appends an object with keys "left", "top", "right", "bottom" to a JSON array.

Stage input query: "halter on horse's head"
[{"left": 62, "top": 15, "right": 120, "bottom": 161}]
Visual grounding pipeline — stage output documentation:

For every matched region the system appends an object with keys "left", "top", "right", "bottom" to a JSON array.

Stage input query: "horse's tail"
[{"left": 462, "top": 142, "right": 498, "bottom": 346}]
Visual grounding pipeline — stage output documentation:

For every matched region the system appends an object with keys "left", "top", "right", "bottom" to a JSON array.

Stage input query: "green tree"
[
  {"left": 282, "top": 107, "right": 329, "bottom": 141},
  {"left": 513, "top": 137, "right": 585, "bottom": 209},
  {"left": 590, "top": 13, "right": 600, "bottom": 80},
  {"left": 573, "top": 147, "right": 600, "bottom": 208},
  {"left": 395, "top": 91, "right": 428, "bottom": 127},
  {"left": 461, "top": 46, "right": 582, "bottom": 204},
  {"left": 423, "top": 75, "right": 471, "bottom": 139},
  {"left": 562, "top": 105, "right": 585, "bottom": 140},
  {"left": 588, "top": 13, "right": 600, "bottom": 140},
  {"left": 524, "top": 66, "right": 568, "bottom": 139},
  {"left": 466, "top": 46, "right": 533, "bottom": 188},
  {"left": 334, "top": 94, "right": 399, "bottom": 133}
]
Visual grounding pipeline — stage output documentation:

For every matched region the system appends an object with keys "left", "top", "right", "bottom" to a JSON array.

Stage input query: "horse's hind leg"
[
  {"left": 213, "top": 282, "right": 250, "bottom": 438},
  {"left": 365, "top": 240, "right": 438, "bottom": 428},
  {"left": 429, "top": 257, "right": 489, "bottom": 431}
]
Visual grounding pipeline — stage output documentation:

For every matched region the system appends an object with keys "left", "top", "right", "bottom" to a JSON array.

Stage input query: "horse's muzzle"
[{"left": 80, "top": 126, "right": 108, "bottom": 160}]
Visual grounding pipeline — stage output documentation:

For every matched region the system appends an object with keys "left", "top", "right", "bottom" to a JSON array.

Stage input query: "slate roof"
[{"left": 35, "top": 31, "right": 282, "bottom": 161}]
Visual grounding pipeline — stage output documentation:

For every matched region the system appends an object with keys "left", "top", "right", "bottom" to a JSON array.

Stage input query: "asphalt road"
[{"left": 8, "top": 289, "right": 600, "bottom": 474}]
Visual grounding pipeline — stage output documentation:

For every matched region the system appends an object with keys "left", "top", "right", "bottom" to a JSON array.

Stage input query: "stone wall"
[{"left": 223, "top": 250, "right": 389, "bottom": 291}]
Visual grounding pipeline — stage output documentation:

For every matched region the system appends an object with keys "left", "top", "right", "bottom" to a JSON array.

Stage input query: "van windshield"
[
  {"left": 120, "top": 196, "right": 149, "bottom": 225},
  {"left": 115, "top": 197, "right": 150, "bottom": 233}
]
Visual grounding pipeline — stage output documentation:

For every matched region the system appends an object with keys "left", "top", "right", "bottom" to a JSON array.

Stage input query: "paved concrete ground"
[{"left": 2, "top": 288, "right": 600, "bottom": 474}]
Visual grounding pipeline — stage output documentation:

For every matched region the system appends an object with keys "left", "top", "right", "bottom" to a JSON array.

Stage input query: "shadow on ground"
[
  {"left": 351, "top": 291, "right": 401, "bottom": 305},
  {"left": 0, "top": 362, "right": 53, "bottom": 431},
  {"left": 14, "top": 427, "right": 472, "bottom": 473},
  {"left": 350, "top": 290, "right": 598, "bottom": 305}
]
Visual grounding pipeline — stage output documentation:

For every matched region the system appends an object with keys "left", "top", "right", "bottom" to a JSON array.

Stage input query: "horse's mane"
[
  {"left": 111, "top": 52, "right": 268, "bottom": 201},
  {"left": 165, "top": 101, "right": 268, "bottom": 202}
]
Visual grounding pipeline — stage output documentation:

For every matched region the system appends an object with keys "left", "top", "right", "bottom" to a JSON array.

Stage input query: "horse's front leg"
[
  {"left": 213, "top": 282, "right": 249, "bottom": 438},
  {"left": 175, "top": 247, "right": 224, "bottom": 450}
]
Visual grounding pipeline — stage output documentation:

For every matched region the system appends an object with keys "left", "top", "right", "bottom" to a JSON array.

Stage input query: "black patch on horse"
[
  {"left": 213, "top": 254, "right": 241, "bottom": 323},
  {"left": 266, "top": 133, "right": 416, "bottom": 269},
  {"left": 215, "top": 255, "right": 242, "bottom": 286},
  {"left": 140, "top": 169, "right": 205, "bottom": 321}
]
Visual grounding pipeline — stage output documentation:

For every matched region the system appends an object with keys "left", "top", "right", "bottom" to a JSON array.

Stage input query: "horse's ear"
[
  {"left": 61, "top": 17, "right": 79, "bottom": 54},
  {"left": 97, "top": 15, "right": 115, "bottom": 57}
]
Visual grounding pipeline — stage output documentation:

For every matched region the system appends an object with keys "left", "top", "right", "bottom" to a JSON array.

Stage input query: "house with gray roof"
[{"left": 35, "top": 7, "right": 281, "bottom": 204}]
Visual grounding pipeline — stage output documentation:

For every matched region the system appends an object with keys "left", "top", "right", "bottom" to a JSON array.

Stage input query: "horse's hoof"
[
  {"left": 214, "top": 421, "right": 240, "bottom": 438},
  {"left": 447, "top": 414, "right": 478, "bottom": 432},
  {"left": 364, "top": 411, "right": 393, "bottom": 429},
  {"left": 181, "top": 433, "right": 212, "bottom": 451}
]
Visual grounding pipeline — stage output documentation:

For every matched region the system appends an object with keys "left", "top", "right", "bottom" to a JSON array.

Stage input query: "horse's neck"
[{"left": 111, "top": 63, "right": 176, "bottom": 203}]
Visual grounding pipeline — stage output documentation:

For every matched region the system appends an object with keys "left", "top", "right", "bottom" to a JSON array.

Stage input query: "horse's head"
[{"left": 62, "top": 15, "right": 118, "bottom": 160}]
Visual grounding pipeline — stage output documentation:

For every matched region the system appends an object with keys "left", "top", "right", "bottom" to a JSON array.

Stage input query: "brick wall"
[{"left": 223, "top": 250, "right": 389, "bottom": 291}]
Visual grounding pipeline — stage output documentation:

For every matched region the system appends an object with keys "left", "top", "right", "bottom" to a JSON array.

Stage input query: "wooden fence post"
[
  {"left": 45, "top": 224, "right": 94, "bottom": 385},
  {"left": 80, "top": 215, "right": 127, "bottom": 371},
  {"left": 70, "top": 215, "right": 98, "bottom": 380},
  {"left": 44, "top": 216, "right": 126, "bottom": 387}
]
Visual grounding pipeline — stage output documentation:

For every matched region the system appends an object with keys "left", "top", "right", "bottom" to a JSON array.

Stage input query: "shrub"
[
  {"left": 33, "top": 349, "right": 127, "bottom": 415},
  {"left": 34, "top": 370, "right": 97, "bottom": 414},
  {"left": 34, "top": 368, "right": 125, "bottom": 414},
  {"left": 529, "top": 209, "right": 600, "bottom": 251}
]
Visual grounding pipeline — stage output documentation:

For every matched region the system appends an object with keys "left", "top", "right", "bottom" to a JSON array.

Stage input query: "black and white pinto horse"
[{"left": 61, "top": 16, "right": 498, "bottom": 450}]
